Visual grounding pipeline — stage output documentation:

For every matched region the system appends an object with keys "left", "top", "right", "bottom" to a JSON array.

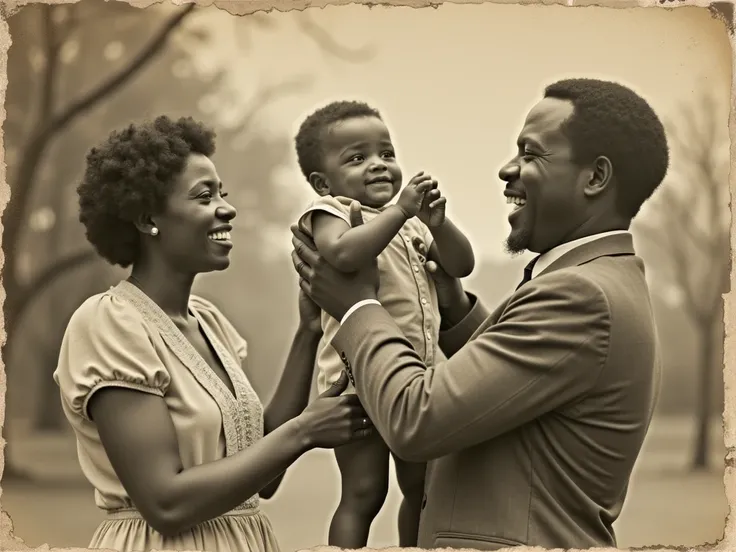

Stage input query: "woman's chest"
[{"left": 178, "top": 322, "right": 236, "bottom": 397}]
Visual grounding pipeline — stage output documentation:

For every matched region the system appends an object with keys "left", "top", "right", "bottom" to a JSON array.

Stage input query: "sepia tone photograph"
[{"left": 0, "top": 1, "right": 732, "bottom": 551}]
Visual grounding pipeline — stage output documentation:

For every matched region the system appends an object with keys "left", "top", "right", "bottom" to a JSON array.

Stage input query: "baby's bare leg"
[
  {"left": 329, "top": 432, "right": 390, "bottom": 547},
  {"left": 393, "top": 455, "right": 427, "bottom": 547}
]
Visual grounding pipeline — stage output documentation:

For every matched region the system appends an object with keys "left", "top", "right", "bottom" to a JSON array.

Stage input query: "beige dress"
[{"left": 53, "top": 280, "right": 281, "bottom": 552}]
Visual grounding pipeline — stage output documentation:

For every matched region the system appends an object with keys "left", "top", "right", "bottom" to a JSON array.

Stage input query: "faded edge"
[{"left": 0, "top": 0, "right": 731, "bottom": 551}]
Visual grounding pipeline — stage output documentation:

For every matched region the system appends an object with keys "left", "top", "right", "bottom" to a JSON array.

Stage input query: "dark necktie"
[{"left": 516, "top": 255, "right": 540, "bottom": 290}]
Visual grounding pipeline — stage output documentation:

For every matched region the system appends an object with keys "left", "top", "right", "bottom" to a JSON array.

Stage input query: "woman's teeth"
[
  {"left": 208, "top": 231, "right": 231, "bottom": 241},
  {"left": 506, "top": 197, "right": 527, "bottom": 210}
]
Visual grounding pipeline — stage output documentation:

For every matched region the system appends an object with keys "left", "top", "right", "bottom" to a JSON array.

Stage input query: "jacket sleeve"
[{"left": 330, "top": 272, "right": 611, "bottom": 462}]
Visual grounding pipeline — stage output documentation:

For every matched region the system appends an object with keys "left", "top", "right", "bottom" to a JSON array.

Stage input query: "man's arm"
[
  {"left": 427, "top": 218, "right": 475, "bottom": 278},
  {"left": 312, "top": 206, "right": 408, "bottom": 272},
  {"left": 331, "top": 272, "right": 611, "bottom": 462}
]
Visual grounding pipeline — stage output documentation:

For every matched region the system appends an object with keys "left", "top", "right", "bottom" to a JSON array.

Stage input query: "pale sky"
[{"left": 182, "top": 3, "right": 731, "bottom": 262}]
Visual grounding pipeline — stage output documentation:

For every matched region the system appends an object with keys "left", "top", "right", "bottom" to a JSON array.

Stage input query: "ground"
[{"left": 0, "top": 415, "right": 727, "bottom": 551}]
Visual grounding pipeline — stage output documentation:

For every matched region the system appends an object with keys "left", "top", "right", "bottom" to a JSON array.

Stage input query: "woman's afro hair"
[{"left": 77, "top": 115, "right": 216, "bottom": 268}]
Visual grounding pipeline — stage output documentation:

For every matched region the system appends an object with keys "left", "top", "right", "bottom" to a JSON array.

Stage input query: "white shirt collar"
[{"left": 531, "top": 230, "right": 631, "bottom": 279}]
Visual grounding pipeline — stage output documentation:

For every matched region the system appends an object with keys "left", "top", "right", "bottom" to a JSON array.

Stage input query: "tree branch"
[
  {"left": 295, "top": 12, "right": 374, "bottom": 63},
  {"left": 47, "top": 3, "right": 196, "bottom": 139},
  {"left": 39, "top": 5, "right": 59, "bottom": 121},
  {"left": 8, "top": 249, "right": 100, "bottom": 337},
  {"left": 3, "top": 3, "right": 196, "bottom": 308},
  {"left": 236, "top": 76, "right": 313, "bottom": 132}
]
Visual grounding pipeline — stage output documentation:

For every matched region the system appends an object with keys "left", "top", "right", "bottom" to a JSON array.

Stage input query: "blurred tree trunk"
[
  {"left": 3, "top": 2, "right": 196, "bottom": 480},
  {"left": 692, "top": 302, "right": 723, "bottom": 469},
  {"left": 631, "top": 93, "right": 729, "bottom": 473}
]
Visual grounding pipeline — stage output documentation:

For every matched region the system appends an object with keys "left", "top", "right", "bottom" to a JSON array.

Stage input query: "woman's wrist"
[
  {"left": 289, "top": 414, "right": 316, "bottom": 454},
  {"left": 296, "top": 319, "right": 323, "bottom": 337}
]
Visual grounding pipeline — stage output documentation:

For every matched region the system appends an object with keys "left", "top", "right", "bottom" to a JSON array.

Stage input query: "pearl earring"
[{"left": 151, "top": 227, "right": 159, "bottom": 236}]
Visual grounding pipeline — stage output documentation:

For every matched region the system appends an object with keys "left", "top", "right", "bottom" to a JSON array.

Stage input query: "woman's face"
[{"left": 148, "top": 153, "right": 237, "bottom": 275}]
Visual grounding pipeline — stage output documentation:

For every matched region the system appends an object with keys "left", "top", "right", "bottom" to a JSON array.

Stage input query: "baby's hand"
[
  {"left": 397, "top": 172, "right": 437, "bottom": 218},
  {"left": 418, "top": 186, "right": 446, "bottom": 228}
]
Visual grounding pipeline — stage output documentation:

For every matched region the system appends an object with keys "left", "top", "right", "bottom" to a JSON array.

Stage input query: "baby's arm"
[
  {"left": 427, "top": 219, "right": 476, "bottom": 278},
  {"left": 311, "top": 205, "right": 408, "bottom": 272}
]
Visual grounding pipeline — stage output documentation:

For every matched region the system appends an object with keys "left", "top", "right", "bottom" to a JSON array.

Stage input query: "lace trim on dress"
[{"left": 113, "top": 281, "right": 263, "bottom": 511}]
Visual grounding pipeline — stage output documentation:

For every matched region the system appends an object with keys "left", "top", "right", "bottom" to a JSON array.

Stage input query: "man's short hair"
[{"left": 544, "top": 78, "right": 669, "bottom": 218}]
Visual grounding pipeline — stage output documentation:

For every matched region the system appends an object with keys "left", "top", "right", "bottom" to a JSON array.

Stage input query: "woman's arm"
[
  {"left": 259, "top": 308, "right": 322, "bottom": 499},
  {"left": 88, "top": 371, "right": 365, "bottom": 537}
]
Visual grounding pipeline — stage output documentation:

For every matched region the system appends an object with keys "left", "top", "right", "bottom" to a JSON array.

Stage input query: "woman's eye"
[
  {"left": 198, "top": 191, "right": 213, "bottom": 200},
  {"left": 220, "top": 192, "right": 229, "bottom": 199}
]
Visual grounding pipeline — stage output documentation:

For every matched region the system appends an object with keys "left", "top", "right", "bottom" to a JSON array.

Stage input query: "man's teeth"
[
  {"left": 506, "top": 197, "right": 527, "bottom": 209},
  {"left": 208, "top": 231, "right": 231, "bottom": 241}
]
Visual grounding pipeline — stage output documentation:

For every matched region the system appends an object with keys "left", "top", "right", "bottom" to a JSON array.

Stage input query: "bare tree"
[
  {"left": 3, "top": 2, "right": 376, "bottom": 481},
  {"left": 633, "top": 93, "right": 730, "bottom": 470},
  {"left": 2, "top": 1, "right": 197, "bottom": 480}
]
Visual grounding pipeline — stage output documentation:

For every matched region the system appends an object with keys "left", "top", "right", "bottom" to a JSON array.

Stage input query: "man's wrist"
[{"left": 340, "top": 299, "right": 382, "bottom": 325}]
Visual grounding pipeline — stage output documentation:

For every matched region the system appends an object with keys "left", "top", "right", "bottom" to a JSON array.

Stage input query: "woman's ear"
[
  {"left": 134, "top": 214, "right": 159, "bottom": 237},
  {"left": 309, "top": 172, "right": 331, "bottom": 197}
]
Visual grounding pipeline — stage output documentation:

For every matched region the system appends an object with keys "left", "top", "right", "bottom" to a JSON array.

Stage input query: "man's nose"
[{"left": 498, "top": 160, "right": 520, "bottom": 183}]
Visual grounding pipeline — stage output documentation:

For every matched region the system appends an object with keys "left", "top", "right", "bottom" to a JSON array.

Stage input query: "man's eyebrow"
[{"left": 517, "top": 137, "right": 544, "bottom": 150}]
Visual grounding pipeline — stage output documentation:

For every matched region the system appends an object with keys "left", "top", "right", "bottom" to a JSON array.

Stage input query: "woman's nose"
[{"left": 216, "top": 200, "right": 237, "bottom": 221}]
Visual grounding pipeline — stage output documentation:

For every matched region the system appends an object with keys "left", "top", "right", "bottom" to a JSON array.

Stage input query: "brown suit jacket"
[{"left": 331, "top": 233, "right": 661, "bottom": 549}]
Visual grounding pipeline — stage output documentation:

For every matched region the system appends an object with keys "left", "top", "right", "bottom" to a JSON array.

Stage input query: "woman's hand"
[
  {"left": 295, "top": 371, "right": 373, "bottom": 449},
  {"left": 298, "top": 289, "right": 323, "bottom": 334}
]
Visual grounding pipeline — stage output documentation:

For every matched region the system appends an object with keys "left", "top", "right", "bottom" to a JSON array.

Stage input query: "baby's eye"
[{"left": 382, "top": 151, "right": 395, "bottom": 159}]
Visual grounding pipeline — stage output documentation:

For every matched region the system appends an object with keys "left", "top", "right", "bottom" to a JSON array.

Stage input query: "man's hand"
[
  {"left": 291, "top": 201, "right": 379, "bottom": 322},
  {"left": 418, "top": 186, "right": 447, "bottom": 228},
  {"left": 396, "top": 172, "right": 437, "bottom": 218}
]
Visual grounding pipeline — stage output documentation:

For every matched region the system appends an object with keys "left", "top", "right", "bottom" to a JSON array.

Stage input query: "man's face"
[{"left": 500, "top": 97, "right": 590, "bottom": 255}]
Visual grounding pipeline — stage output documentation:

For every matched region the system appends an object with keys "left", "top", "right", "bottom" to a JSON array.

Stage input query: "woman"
[{"left": 53, "top": 115, "right": 373, "bottom": 552}]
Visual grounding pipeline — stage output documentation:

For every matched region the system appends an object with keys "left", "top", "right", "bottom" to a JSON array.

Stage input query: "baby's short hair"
[{"left": 294, "top": 100, "right": 382, "bottom": 181}]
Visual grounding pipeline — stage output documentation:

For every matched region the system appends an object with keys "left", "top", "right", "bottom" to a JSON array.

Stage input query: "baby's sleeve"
[
  {"left": 297, "top": 196, "right": 351, "bottom": 238},
  {"left": 54, "top": 294, "right": 171, "bottom": 422}
]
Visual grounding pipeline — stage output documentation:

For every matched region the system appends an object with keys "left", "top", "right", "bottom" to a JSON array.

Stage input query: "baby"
[{"left": 294, "top": 100, "right": 475, "bottom": 548}]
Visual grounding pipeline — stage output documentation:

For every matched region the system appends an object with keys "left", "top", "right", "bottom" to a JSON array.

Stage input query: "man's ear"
[
  {"left": 583, "top": 155, "right": 613, "bottom": 199},
  {"left": 134, "top": 213, "right": 159, "bottom": 236},
  {"left": 309, "top": 172, "right": 331, "bottom": 197}
]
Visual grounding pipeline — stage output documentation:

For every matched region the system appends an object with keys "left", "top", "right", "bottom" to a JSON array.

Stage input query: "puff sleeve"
[{"left": 54, "top": 293, "right": 171, "bottom": 422}]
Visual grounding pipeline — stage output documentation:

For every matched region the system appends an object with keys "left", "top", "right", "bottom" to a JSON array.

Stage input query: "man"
[{"left": 291, "top": 78, "right": 669, "bottom": 549}]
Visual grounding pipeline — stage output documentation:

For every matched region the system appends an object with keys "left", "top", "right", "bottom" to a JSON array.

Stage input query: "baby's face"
[{"left": 316, "top": 116, "right": 402, "bottom": 208}]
